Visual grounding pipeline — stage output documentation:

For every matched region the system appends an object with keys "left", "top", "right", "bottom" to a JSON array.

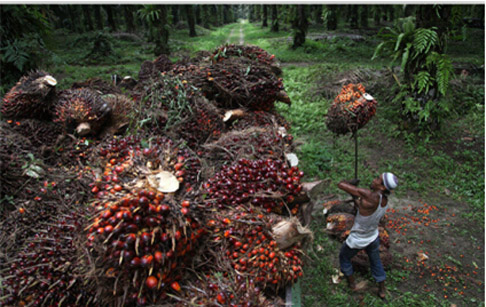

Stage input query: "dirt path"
[
  {"left": 226, "top": 22, "right": 244, "bottom": 45},
  {"left": 226, "top": 28, "right": 235, "bottom": 44},
  {"left": 239, "top": 26, "right": 244, "bottom": 45}
]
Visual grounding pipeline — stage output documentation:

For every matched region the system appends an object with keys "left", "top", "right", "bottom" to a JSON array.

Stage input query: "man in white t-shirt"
[{"left": 338, "top": 172, "right": 398, "bottom": 299}]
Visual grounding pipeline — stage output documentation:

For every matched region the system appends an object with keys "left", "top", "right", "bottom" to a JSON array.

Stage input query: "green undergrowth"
[{"left": 242, "top": 22, "right": 388, "bottom": 66}]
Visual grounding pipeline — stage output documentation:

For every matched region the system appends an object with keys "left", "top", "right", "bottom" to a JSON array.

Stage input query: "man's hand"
[{"left": 347, "top": 179, "right": 360, "bottom": 186}]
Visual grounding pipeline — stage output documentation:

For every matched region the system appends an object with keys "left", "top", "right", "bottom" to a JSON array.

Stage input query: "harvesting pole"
[{"left": 353, "top": 130, "right": 358, "bottom": 181}]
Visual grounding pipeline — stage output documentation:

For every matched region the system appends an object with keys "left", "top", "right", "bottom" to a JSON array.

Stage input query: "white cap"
[{"left": 382, "top": 172, "right": 398, "bottom": 190}]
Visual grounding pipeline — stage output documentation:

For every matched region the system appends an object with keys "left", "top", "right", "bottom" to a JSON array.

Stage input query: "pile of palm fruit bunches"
[{"left": 0, "top": 44, "right": 315, "bottom": 306}]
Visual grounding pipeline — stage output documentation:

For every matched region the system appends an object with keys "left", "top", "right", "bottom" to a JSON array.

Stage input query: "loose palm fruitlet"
[
  {"left": 204, "top": 158, "right": 304, "bottom": 215},
  {"left": 1, "top": 212, "right": 96, "bottom": 306},
  {"left": 326, "top": 83, "right": 377, "bottom": 135},
  {"left": 55, "top": 88, "right": 111, "bottom": 136},
  {"left": 1, "top": 70, "right": 57, "bottom": 120},
  {"left": 206, "top": 206, "right": 306, "bottom": 291}
]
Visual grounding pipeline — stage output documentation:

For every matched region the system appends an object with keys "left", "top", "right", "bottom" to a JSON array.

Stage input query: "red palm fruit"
[
  {"left": 171, "top": 281, "right": 181, "bottom": 292},
  {"left": 141, "top": 255, "right": 153, "bottom": 267},
  {"left": 154, "top": 251, "right": 163, "bottom": 263},
  {"left": 145, "top": 276, "right": 158, "bottom": 289}
]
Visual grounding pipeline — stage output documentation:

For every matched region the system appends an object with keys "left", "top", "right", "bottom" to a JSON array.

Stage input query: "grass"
[{"left": 241, "top": 22, "right": 390, "bottom": 66}]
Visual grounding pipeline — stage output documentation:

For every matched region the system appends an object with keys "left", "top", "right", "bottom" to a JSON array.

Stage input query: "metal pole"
[{"left": 354, "top": 131, "right": 358, "bottom": 180}]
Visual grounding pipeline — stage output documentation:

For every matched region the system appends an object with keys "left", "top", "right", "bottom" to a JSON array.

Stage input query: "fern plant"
[{"left": 372, "top": 17, "right": 454, "bottom": 131}]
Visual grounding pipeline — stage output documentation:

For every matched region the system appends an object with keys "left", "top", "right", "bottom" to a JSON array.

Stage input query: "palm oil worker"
[{"left": 338, "top": 172, "right": 398, "bottom": 299}]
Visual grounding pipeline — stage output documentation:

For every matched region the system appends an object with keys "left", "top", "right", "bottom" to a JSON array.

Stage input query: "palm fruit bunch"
[
  {"left": 137, "top": 55, "right": 174, "bottom": 87},
  {"left": 202, "top": 127, "right": 293, "bottom": 172},
  {"left": 101, "top": 94, "right": 135, "bottom": 135},
  {"left": 211, "top": 44, "right": 282, "bottom": 76},
  {"left": 205, "top": 206, "right": 306, "bottom": 290},
  {"left": 173, "top": 96, "right": 224, "bottom": 150},
  {"left": 226, "top": 109, "right": 291, "bottom": 132},
  {"left": 86, "top": 190, "right": 205, "bottom": 306},
  {"left": 322, "top": 199, "right": 356, "bottom": 216},
  {"left": 136, "top": 72, "right": 224, "bottom": 150},
  {"left": 134, "top": 72, "right": 222, "bottom": 145},
  {"left": 208, "top": 58, "right": 285, "bottom": 111},
  {"left": 86, "top": 136, "right": 205, "bottom": 306},
  {"left": 153, "top": 54, "right": 175, "bottom": 74},
  {"left": 55, "top": 88, "right": 111, "bottom": 136},
  {"left": 174, "top": 268, "right": 277, "bottom": 306},
  {"left": 1, "top": 212, "right": 96, "bottom": 306},
  {"left": 326, "top": 212, "right": 390, "bottom": 243},
  {"left": 137, "top": 60, "right": 157, "bottom": 86},
  {"left": 177, "top": 57, "right": 285, "bottom": 111},
  {"left": 1, "top": 70, "right": 57, "bottom": 120},
  {"left": 204, "top": 158, "right": 304, "bottom": 215},
  {"left": 325, "top": 213, "right": 356, "bottom": 240},
  {"left": 326, "top": 83, "right": 377, "bottom": 135},
  {"left": 93, "top": 135, "right": 202, "bottom": 197}
]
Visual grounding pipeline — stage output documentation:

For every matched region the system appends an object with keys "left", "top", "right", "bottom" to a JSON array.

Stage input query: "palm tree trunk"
[
  {"left": 104, "top": 5, "right": 117, "bottom": 32},
  {"left": 94, "top": 5, "right": 103, "bottom": 30},
  {"left": 292, "top": 5, "right": 308, "bottom": 48},
  {"left": 262, "top": 5, "right": 268, "bottom": 27},
  {"left": 154, "top": 5, "right": 170, "bottom": 55},
  {"left": 185, "top": 5, "right": 197, "bottom": 37},
  {"left": 271, "top": 5, "right": 279, "bottom": 32}
]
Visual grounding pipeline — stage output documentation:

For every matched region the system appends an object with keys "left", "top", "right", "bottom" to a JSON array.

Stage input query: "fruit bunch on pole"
[{"left": 326, "top": 83, "right": 377, "bottom": 135}]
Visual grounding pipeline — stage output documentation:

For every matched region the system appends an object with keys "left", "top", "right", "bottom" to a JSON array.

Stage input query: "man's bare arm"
[{"left": 338, "top": 181, "right": 361, "bottom": 198}]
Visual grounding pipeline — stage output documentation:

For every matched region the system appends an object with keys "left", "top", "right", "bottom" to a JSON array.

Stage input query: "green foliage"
[
  {"left": 137, "top": 5, "right": 160, "bottom": 24},
  {"left": 0, "top": 5, "right": 54, "bottom": 94},
  {"left": 1, "top": 39, "right": 29, "bottom": 71},
  {"left": 373, "top": 17, "right": 455, "bottom": 132}
]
